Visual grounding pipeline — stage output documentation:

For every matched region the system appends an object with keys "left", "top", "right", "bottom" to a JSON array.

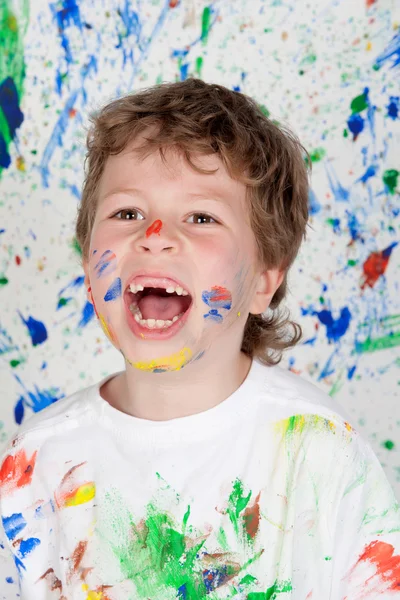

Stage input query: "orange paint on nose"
[{"left": 146, "top": 219, "right": 163, "bottom": 238}]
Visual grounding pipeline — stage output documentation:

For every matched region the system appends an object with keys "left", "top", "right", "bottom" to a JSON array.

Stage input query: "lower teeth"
[{"left": 129, "top": 304, "right": 184, "bottom": 329}]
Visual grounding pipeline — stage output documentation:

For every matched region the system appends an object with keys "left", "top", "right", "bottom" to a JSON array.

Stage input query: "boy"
[{"left": 0, "top": 78, "right": 399, "bottom": 599}]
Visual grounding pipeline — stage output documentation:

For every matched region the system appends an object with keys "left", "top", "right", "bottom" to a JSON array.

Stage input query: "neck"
[{"left": 101, "top": 350, "right": 252, "bottom": 421}]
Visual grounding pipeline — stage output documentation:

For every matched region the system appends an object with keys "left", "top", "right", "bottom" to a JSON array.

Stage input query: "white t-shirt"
[{"left": 0, "top": 358, "right": 399, "bottom": 599}]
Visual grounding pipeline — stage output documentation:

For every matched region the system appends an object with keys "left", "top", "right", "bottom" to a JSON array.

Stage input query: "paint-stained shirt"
[{"left": 0, "top": 358, "right": 399, "bottom": 599}]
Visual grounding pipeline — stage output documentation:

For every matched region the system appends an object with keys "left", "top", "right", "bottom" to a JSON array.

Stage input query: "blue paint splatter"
[
  {"left": 347, "top": 113, "right": 364, "bottom": 140},
  {"left": 78, "top": 300, "right": 95, "bottom": 328},
  {"left": 13, "top": 373, "right": 65, "bottom": 425},
  {"left": 18, "top": 537, "right": 40, "bottom": 558},
  {"left": 2, "top": 514, "right": 27, "bottom": 541},
  {"left": 325, "top": 164, "right": 349, "bottom": 202},
  {"left": 374, "top": 30, "right": 400, "bottom": 70},
  {"left": 308, "top": 188, "right": 321, "bottom": 215},
  {"left": 104, "top": 277, "right": 122, "bottom": 302},
  {"left": 301, "top": 306, "right": 352, "bottom": 343},
  {"left": 0, "top": 77, "right": 24, "bottom": 168},
  {"left": 357, "top": 164, "right": 378, "bottom": 184},
  {"left": 18, "top": 313, "right": 48, "bottom": 346},
  {"left": 387, "top": 96, "right": 399, "bottom": 119}
]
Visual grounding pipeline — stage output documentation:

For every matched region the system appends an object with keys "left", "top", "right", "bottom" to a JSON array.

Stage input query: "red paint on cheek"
[
  {"left": 146, "top": 219, "right": 163, "bottom": 238},
  {"left": 356, "top": 540, "right": 400, "bottom": 590}
]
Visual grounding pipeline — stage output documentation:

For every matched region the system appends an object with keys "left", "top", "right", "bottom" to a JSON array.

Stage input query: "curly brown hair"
[{"left": 75, "top": 78, "right": 310, "bottom": 366}]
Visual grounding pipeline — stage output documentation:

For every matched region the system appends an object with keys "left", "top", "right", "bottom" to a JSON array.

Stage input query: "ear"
[
  {"left": 249, "top": 268, "right": 285, "bottom": 315},
  {"left": 83, "top": 260, "right": 93, "bottom": 305}
]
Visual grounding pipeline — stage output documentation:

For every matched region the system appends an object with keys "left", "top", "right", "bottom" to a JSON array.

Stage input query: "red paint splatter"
[
  {"left": 366, "top": 0, "right": 376, "bottom": 7},
  {"left": 169, "top": 0, "right": 179, "bottom": 6},
  {"left": 69, "top": 108, "right": 77, "bottom": 118},
  {"left": 361, "top": 243, "right": 398, "bottom": 290},
  {"left": 145, "top": 219, "right": 163, "bottom": 238},
  {"left": 15, "top": 255, "right": 21, "bottom": 265},
  {"left": 0, "top": 449, "right": 38, "bottom": 494},
  {"left": 355, "top": 540, "right": 400, "bottom": 591}
]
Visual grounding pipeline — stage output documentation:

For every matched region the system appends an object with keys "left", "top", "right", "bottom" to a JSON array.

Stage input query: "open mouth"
[{"left": 126, "top": 284, "right": 193, "bottom": 331}]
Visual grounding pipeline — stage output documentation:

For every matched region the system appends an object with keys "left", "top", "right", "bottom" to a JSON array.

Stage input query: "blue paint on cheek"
[
  {"left": 94, "top": 250, "right": 117, "bottom": 278},
  {"left": 18, "top": 313, "right": 48, "bottom": 346},
  {"left": 204, "top": 309, "right": 223, "bottom": 323},
  {"left": 104, "top": 277, "right": 122, "bottom": 302}
]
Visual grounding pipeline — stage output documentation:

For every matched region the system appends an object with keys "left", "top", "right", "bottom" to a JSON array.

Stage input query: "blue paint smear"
[
  {"left": 202, "top": 290, "right": 232, "bottom": 310},
  {"left": 14, "top": 397, "right": 24, "bottom": 425},
  {"left": 347, "top": 365, "right": 357, "bottom": 380},
  {"left": 40, "top": 56, "right": 97, "bottom": 187},
  {"left": 382, "top": 241, "right": 398, "bottom": 259},
  {"left": 357, "top": 164, "right": 378, "bottom": 184},
  {"left": 301, "top": 306, "right": 352, "bottom": 343},
  {"left": 0, "top": 77, "right": 24, "bottom": 138},
  {"left": 104, "top": 277, "right": 122, "bottom": 302},
  {"left": 180, "top": 63, "right": 189, "bottom": 81},
  {"left": 18, "top": 313, "right": 48, "bottom": 346},
  {"left": 325, "top": 164, "right": 349, "bottom": 202},
  {"left": 58, "top": 275, "right": 85, "bottom": 302},
  {"left": 347, "top": 113, "right": 364, "bottom": 140},
  {"left": 387, "top": 96, "right": 399, "bottom": 119},
  {"left": 308, "top": 188, "right": 321, "bottom": 215},
  {"left": 318, "top": 348, "right": 338, "bottom": 380},
  {"left": 204, "top": 309, "right": 223, "bottom": 323},
  {"left": 0, "top": 132, "right": 11, "bottom": 168},
  {"left": 2, "top": 514, "right": 27, "bottom": 541},
  {"left": 94, "top": 250, "right": 117, "bottom": 278},
  {"left": 19, "top": 537, "right": 40, "bottom": 558},
  {"left": 78, "top": 300, "right": 94, "bottom": 328},
  {"left": 374, "top": 30, "right": 400, "bottom": 70},
  {"left": 330, "top": 218, "right": 341, "bottom": 234}
]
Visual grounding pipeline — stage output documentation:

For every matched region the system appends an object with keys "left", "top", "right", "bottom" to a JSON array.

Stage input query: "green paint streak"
[
  {"left": 382, "top": 169, "right": 399, "bottom": 194},
  {"left": 350, "top": 91, "right": 368, "bottom": 114},
  {"left": 354, "top": 331, "right": 400, "bottom": 354},
  {"left": 300, "top": 53, "right": 317, "bottom": 67},
  {"left": 201, "top": 6, "right": 211, "bottom": 45},
  {"left": 309, "top": 147, "right": 326, "bottom": 163},
  {"left": 71, "top": 236, "right": 82, "bottom": 257},
  {"left": 0, "top": 0, "right": 29, "bottom": 176},
  {"left": 247, "top": 579, "right": 292, "bottom": 599},
  {"left": 217, "top": 525, "right": 228, "bottom": 551},
  {"left": 382, "top": 439, "right": 395, "bottom": 451},
  {"left": 195, "top": 56, "right": 203, "bottom": 77},
  {"left": 227, "top": 478, "right": 251, "bottom": 537}
]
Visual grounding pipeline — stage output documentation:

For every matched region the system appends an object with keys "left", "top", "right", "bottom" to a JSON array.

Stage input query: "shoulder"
[{"left": 0, "top": 374, "right": 110, "bottom": 461}]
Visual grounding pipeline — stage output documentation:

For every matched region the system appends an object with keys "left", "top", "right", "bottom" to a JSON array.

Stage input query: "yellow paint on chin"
[{"left": 127, "top": 347, "right": 193, "bottom": 372}]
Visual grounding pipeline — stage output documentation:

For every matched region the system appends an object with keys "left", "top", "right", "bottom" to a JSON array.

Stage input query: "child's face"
[{"left": 83, "top": 136, "right": 283, "bottom": 372}]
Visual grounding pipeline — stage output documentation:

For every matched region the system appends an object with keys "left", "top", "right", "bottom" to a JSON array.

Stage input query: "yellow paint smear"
[{"left": 128, "top": 347, "right": 193, "bottom": 372}]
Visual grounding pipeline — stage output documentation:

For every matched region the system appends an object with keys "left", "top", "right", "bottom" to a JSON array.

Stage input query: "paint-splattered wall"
[{"left": 1, "top": 0, "right": 399, "bottom": 495}]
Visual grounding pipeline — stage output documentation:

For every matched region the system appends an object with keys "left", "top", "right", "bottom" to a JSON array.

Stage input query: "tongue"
[{"left": 139, "top": 294, "right": 186, "bottom": 321}]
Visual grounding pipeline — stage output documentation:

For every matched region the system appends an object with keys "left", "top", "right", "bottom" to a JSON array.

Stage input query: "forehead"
[{"left": 98, "top": 137, "right": 247, "bottom": 206}]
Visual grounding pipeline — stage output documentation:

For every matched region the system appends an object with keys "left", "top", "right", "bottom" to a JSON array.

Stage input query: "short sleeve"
[{"left": 330, "top": 432, "right": 400, "bottom": 598}]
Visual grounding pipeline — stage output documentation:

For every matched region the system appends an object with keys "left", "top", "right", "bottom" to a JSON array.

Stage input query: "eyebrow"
[{"left": 101, "top": 188, "right": 231, "bottom": 205}]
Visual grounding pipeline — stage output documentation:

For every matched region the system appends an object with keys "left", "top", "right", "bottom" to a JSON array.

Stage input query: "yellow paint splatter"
[
  {"left": 366, "top": 41, "right": 372, "bottom": 51},
  {"left": 16, "top": 156, "right": 26, "bottom": 172},
  {"left": 63, "top": 483, "right": 96, "bottom": 507},
  {"left": 237, "top": 312, "right": 241, "bottom": 317},
  {"left": 99, "top": 313, "right": 119, "bottom": 346},
  {"left": 127, "top": 347, "right": 193, "bottom": 372}
]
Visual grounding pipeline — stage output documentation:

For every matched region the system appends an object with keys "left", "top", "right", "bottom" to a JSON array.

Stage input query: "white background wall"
[{"left": 1, "top": 0, "right": 399, "bottom": 496}]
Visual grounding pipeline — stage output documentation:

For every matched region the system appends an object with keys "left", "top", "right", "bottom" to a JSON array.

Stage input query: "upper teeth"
[{"left": 129, "top": 283, "right": 189, "bottom": 296}]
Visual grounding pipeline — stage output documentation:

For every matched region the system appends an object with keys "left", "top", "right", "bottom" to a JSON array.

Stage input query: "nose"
[{"left": 135, "top": 220, "right": 177, "bottom": 254}]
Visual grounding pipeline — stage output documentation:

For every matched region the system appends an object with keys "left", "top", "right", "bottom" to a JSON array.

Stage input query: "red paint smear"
[
  {"left": 145, "top": 219, "right": 163, "bottom": 238},
  {"left": 356, "top": 540, "right": 400, "bottom": 591},
  {"left": 0, "top": 449, "right": 38, "bottom": 494},
  {"left": 211, "top": 286, "right": 232, "bottom": 302},
  {"left": 366, "top": 0, "right": 376, "bottom": 7},
  {"left": 243, "top": 491, "right": 261, "bottom": 539},
  {"left": 169, "top": 0, "right": 179, "bottom": 6},
  {"left": 15, "top": 255, "right": 21, "bottom": 265},
  {"left": 361, "top": 250, "right": 391, "bottom": 290}
]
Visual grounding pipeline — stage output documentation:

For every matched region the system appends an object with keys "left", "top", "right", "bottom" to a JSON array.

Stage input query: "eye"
[
  {"left": 112, "top": 208, "right": 145, "bottom": 221},
  {"left": 187, "top": 213, "right": 218, "bottom": 225}
]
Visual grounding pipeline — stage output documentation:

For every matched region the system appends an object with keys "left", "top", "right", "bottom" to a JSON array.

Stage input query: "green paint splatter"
[
  {"left": 201, "top": 6, "right": 211, "bottom": 45},
  {"left": 0, "top": 0, "right": 29, "bottom": 176},
  {"left": 227, "top": 478, "right": 251, "bottom": 537},
  {"left": 343, "top": 128, "right": 348, "bottom": 138},
  {"left": 382, "top": 439, "right": 395, "bottom": 451},
  {"left": 309, "top": 147, "right": 326, "bottom": 163},
  {"left": 382, "top": 169, "right": 399, "bottom": 194},
  {"left": 259, "top": 104, "right": 270, "bottom": 118},
  {"left": 0, "top": 275, "right": 8, "bottom": 286},
  {"left": 350, "top": 91, "right": 369, "bottom": 114},
  {"left": 247, "top": 579, "right": 292, "bottom": 599},
  {"left": 71, "top": 236, "right": 82, "bottom": 257},
  {"left": 347, "top": 259, "right": 357, "bottom": 267},
  {"left": 195, "top": 56, "right": 203, "bottom": 77}
]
